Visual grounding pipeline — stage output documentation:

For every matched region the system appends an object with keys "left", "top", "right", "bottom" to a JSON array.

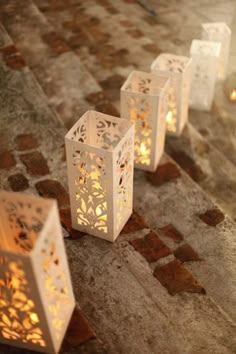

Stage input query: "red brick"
[
  {"left": 42, "top": 32, "right": 70, "bottom": 55},
  {"left": 174, "top": 244, "right": 201, "bottom": 263},
  {"left": 199, "top": 209, "right": 225, "bottom": 227},
  {"left": 61, "top": 306, "right": 96, "bottom": 351},
  {"left": 154, "top": 259, "right": 206, "bottom": 295},
  {"left": 146, "top": 162, "right": 181, "bottom": 186},
  {"left": 59, "top": 208, "right": 86, "bottom": 239},
  {"left": 15, "top": 133, "right": 39, "bottom": 151},
  {"left": 20, "top": 151, "right": 49, "bottom": 176},
  {"left": 85, "top": 91, "right": 109, "bottom": 105},
  {"left": 5, "top": 55, "right": 26, "bottom": 70},
  {"left": 120, "top": 20, "right": 133, "bottom": 28},
  {"left": 35, "top": 179, "right": 69, "bottom": 207},
  {"left": 121, "top": 211, "right": 148, "bottom": 234},
  {"left": 159, "top": 224, "right": 183, "bottom": 243},
  {"left": 95, "top": 102, "right": 119, "bottom": 117},
  {"left": 143, "top": 43, "right": 161, "bottom": 55},
  {"left": 100, "top": 74, "right": 125, "bottom": 90},
  {"left": 169, "top": 150, "right": 205, "bottom": 182},
  {"left": 0, "top": 45, "right": 26, "bottom": 70},
  {"left": 107, "top": 6, "right": 119, "bottom": 14},
  {"left": 0, "top": 150, "right": 16, "bottom": 170},
  {"left": 127, "top": 29, "right": 144, "bottom": 38},
  {"left": 8, "top": 173, "right": 29, "bottom": 192},
  {"left": 143, "top": 15, "right": 158, "bottom": 26},
  {"left": 130, "top": 231, "right": 172, "bottom": 263}
]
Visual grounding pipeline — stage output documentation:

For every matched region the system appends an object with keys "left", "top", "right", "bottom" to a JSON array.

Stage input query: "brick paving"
[{"left": 1, "top": 2, "right": 236, "bottom": 354}]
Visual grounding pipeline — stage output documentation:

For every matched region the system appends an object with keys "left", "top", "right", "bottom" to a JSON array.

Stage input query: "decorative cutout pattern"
[
  {"left": 151, "top": 54, "right": 192, "bottom": 135},
  {"left": 0, "top": 198, "right": 47, "bottom": 254},
  {"left": 73, "top": 149, "right": 108, "bottom": 234},
  {"left": 202, "top": 23, "right": 231, "bottom": 80},
  {"left": 0, "top": 256, "right": 46, "bottom": 347},
  {"left": 115, "top": 134, "right": 134, "bottom": 231},
  {"left": 66, "top": 111, "right": 134, "bottom": 241},
  {"left": 0, "top": 191, "right": 75, "bottom": 353},
  {"left": 127, "top": 96, "right": 152, "bottom": 166},
  {"left": 121, "top": 71, "right": 169, "bottom": 171},
  {"left": 40, "top": 226, "right": 72, "bottom": 342},
  {"left": 190, "top": 40, "right": 221, "bottom": 111}
]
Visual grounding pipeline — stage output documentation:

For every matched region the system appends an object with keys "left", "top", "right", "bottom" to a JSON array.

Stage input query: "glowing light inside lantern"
[
  {"left": 140, "top": 142, "right": 147, "bottom": 155},
  {"left": 166, "top": 110, "right": 173, "bottom": 123},
  {"left": 30, "top": 313, "right": 39, "bottom": 324},
  {"left": 230, "top": 89, "right": 236, "bottom": 101}
]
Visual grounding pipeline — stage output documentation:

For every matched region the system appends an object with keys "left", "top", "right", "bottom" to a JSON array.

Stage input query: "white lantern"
[
  {"left": 120, "top": 70, "right": 169, "bottom": 172},
  {"left": 65, "top": 110, "right": 134, "bottom": 242},
  {"left": 0, "top": 191, "right": 75, "bottom": 354},
  {"left": 151, "top": 54, "right": 192, "bottom": 136},
  {"left": 202, "top": 22, "right": 231, "bottom": 80},
  {"left": 189, "top": 39, "right": 221, "bottom": 111}
]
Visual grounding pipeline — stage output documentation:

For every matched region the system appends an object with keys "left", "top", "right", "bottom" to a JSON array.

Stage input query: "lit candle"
[
  {"left": 65, "top": 110, "right": 134, "bottom": 242},
  {"left": 121, "top": 70, "right": 169, "bottom": 171}
]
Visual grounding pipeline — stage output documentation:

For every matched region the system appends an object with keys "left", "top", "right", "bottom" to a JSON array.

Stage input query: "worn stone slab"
[
  {"left": 6, "top": 0, "right": 235, "bottom": 224},
  {"left": 0, "top": 0, "right": 101, "bottom": 129}
]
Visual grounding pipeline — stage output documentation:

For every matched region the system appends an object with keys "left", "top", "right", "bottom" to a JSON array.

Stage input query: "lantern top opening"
[
  {"left": 65, "top": 110, "right": 133, "bottom": 152},
  {"left": 190, "top": 39, "right": 221, "bottom": 57},
  {"left": 121, "top": 70, "right": 169, "bottom": 96},
  {"left": 202, "top": 22, "right": 231, "bottom": 36},
  {"left": 151, "top": 53, "right": 192, "bottom": 74},
  {"left": 0, "top": 191, "right": 55, "bottom": 255}
]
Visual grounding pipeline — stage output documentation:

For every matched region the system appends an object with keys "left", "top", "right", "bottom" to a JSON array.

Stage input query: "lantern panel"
[
  {"left": 65, "top": 111, "right": 134, "bottom": 242},
  {"left": 151, "top": 54, "right": 192, "bottom": 136},
  {"left": 0, "top": 192, "right": 75, "bottom": 354},
  {"left": 121, "top": 71, "right": 169, "bottom": 172},
  {"left": 189, "top": 40, "right": 221, "bottom": 111},
  {"left": 202, "top": 22, "right": 231, "bottom": 80}
]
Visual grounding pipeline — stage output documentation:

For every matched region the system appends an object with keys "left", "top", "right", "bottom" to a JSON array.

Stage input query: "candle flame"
[
  {"left": 140, "top": 143, "right": 147, "bottom": 155},
  {"left": 166, "top": 110, "right": 173, "bottom": 123},
  {"left": 230, "top": 89, "right": 236, "bottom": 101}
]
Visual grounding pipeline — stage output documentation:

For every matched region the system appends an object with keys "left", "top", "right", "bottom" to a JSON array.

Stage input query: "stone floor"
[{"left": 0, "top": 1, "right": 236, "bottom": 353}]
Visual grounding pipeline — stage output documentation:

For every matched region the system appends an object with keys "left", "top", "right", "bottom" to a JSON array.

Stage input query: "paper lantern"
[
  {"left": 151, "top": 54, "right": 192, "bottom": 136},
  {"left": 202, "top": 22, "right": 231, "bottom": 80},
  {"left": 120, "top": 70, "right": 169, "bottom": 171},
  {"left": 65, "top": 110, "right": 134, "bottom": 242},
  {"left": 189, "top": 39, "right": 221, "bottom": 111},
  {"left": 0, "top": 191, "right": 75, "bottom": 353}
]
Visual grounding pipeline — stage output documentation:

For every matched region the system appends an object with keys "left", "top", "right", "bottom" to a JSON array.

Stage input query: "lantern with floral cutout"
[
  {"left": 121, "top": 70, "right": 169, "bottom": 171},
  {"left": 65, "top": 110, "right": 134, "bottom": 242},
  {"left": 189, "top": 39, "right": 221, "bottom": 111},
  {"left": 202, "top": 22, "right": 231, "bottom": 80},
  {"left": 151, "top": 54, "right": 192, "bottom": 136},
  {"left": 0, "top": 191, "right": 75, "bottom": 354}
]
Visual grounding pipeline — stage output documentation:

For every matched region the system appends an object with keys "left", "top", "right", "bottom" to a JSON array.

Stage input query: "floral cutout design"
[
  {"left": 115, "top": 134, "right": 133, "bottom": 231},
  {"left": 73, "top": 149, "right": 108, "bottom": 234},
  {"left": 127, "top": 96, "right": 152, "bottom": 166},
  {"left": 0, "top": 198, "right": 47, "bottom": 254},
  {"left": 0, "top": 256, "right": 46, "bottom": 347},
  {"left": 40, "top": 226, "right": 71, "bottom": 342}
]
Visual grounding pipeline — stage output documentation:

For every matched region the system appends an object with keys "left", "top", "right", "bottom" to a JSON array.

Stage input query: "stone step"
[
  {"left": 14, "top": 0, "right": 236, "bottom": 221},
  {"left": 106, "top": 0, "right": 236, "bottom": 166},
  {"left": 1, "top": 19, "right": 236, "bottom": 354},
  {"left": 0, "top": 0, "right": 105, "bottom": 129}
]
